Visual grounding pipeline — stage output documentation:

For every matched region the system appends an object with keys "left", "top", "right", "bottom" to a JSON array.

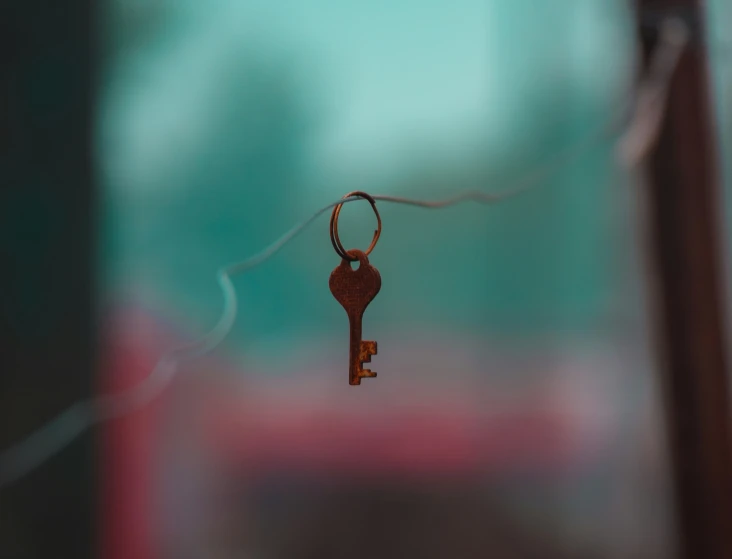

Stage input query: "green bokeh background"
[{"left": 98, "top": 0, "right": 732, "bottom": 361}]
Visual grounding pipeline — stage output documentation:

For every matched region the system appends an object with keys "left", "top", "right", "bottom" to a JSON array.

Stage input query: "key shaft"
[{"left": 346, "top": 310, "right": 377, "bottom": 385}]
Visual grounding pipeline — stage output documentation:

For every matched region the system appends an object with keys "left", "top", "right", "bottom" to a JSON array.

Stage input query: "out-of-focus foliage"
[{"left": 99, "top": 1, "right": 640, "bottom": 353}]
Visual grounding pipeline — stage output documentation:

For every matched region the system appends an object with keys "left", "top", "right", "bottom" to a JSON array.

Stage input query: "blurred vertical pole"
[
  {"left": 635, "top": 2, "right": 732, "bottom": 558},
  {"left": 0, "top": 1, "right": 96, "bottom": 559}
]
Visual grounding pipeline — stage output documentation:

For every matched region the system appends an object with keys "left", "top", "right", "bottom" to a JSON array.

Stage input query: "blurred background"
[{"left": 3, "top": 1, "right": 732, "bottom": 558}]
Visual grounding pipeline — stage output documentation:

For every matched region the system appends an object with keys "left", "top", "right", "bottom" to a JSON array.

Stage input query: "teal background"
[
  {"left": 95, "top": 2, "right": 732, "bottom": 557},
  {"left": 97, "top": 1, "right": 658, "bottom": 359}
]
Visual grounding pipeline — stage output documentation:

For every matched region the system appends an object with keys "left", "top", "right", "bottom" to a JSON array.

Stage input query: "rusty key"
[{"left": 329, "top": 249, "right": 382, "bottom": 385}]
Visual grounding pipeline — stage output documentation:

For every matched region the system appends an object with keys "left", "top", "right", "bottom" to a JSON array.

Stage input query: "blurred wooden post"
[
  {"left": 0, "top": 0, "right": 96, "bottom": 558},
  {"left": 636, "top": 1, "right": 732, "bottom": 558}
]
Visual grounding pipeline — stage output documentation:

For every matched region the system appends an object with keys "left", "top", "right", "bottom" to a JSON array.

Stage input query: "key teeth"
[
  {"left": 359, "top": 340, "right": 377, "bottom": 363},
  {"left": 350, "top": 341, "right": 377, "bottom": 385},
  {"left": 349, "top": 370, "right": 376, "bottom": 385}
]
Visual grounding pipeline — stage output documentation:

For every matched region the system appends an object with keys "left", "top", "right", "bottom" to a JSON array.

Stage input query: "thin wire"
[{"left": 0, "top": 19, "right": 688, "bottom": 489}]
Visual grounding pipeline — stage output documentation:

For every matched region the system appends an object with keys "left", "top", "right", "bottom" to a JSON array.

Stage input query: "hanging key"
[{"left": 329, "top": 249, "right": 382, "bottom": 385}]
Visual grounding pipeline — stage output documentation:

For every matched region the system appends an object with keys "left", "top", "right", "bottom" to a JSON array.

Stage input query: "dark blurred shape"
[
  {"left": 247, "top": 482, "right": 584, "bottom": 559},
  {"left": 636, "top": 1, "right": 732, "bottom": 558},
  {"left": 0, "top": 1, "right": 96, "bottom": 559}
]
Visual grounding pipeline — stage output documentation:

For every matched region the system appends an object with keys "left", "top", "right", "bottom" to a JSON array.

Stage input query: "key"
[{"left": 329, "top": 249, "right": 382, "bottom": 385}]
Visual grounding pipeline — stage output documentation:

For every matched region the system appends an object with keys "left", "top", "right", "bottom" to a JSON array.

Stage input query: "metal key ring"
[{"left": 329, "top": 191, "right": 382, "bottom": 262}]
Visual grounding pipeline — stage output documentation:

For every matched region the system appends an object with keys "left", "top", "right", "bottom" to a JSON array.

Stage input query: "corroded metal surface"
[{"left": 329, "top": 249, "right": 381, "bottom": 385}]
